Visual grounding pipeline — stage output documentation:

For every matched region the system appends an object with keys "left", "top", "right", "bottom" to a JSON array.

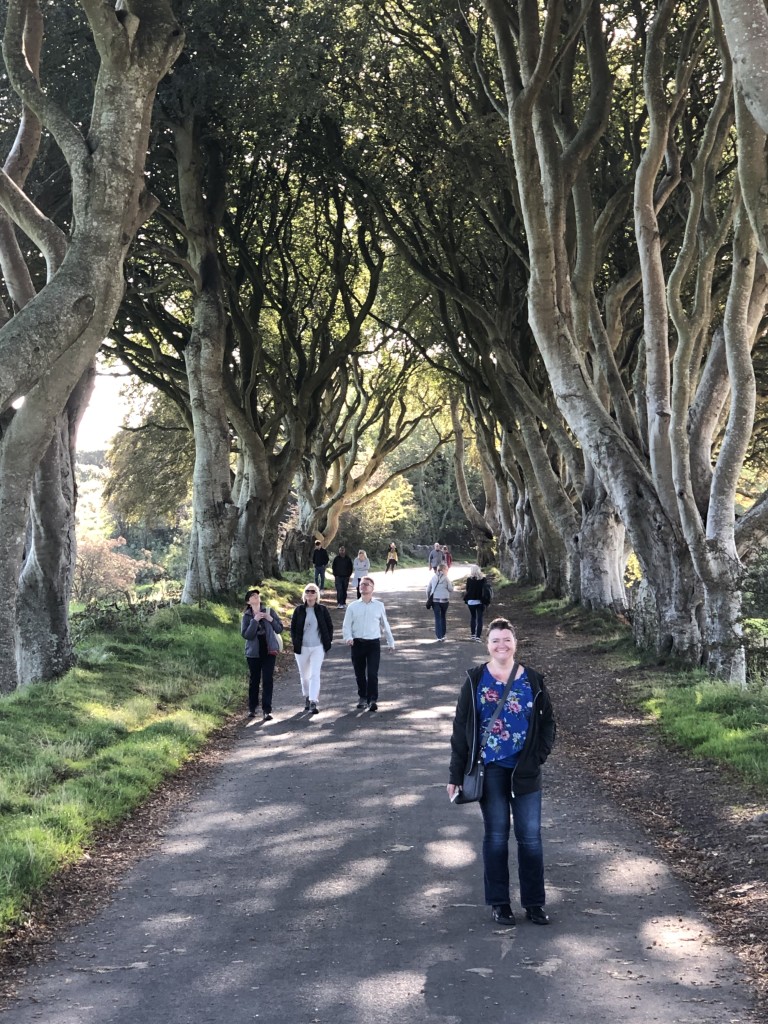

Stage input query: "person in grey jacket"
[
  {"left": 426, "top": 563, "right": 454, "bottom": 640},
  {"left": 447, "top": 618, "right": 556, "bottom": 927},
  {"left": 241, "top": 588, "right": 284, "bottom": 721}
]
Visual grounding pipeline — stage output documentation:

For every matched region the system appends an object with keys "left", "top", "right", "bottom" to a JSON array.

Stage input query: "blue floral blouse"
[{"left": 476, "top": 665, "right": 533, "bottom": 767}]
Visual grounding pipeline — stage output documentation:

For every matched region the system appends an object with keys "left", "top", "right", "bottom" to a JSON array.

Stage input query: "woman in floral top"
[{"left": 447, "top": 617, "right": 556, "bottom": 927}]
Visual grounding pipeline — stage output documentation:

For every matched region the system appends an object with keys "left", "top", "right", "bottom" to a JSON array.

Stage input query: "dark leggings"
[{"left": 247, "top": 655, "right": 276, "bottom": 713}]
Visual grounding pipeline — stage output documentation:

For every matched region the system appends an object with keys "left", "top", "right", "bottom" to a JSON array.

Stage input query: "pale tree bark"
[
  {"left": 578, "top": 465, "right": 627, "bottom": 613},
  {"left": 450, "top": 404, "right": 495, "bottom": 565},
  {"left": 481, "top": 0, "right": 706, "bottom": 660},
  {"left": 717, "top": 0, "right": 768, "bottom": 136},
  {"left": 0, "top": 1, "right": 184, "bottom": 693},
  {"left": 280, "top": 359, "right": 446, "bottom": 570},
  {"left": 171, "top": 118, "right": 239, "bottom": 604},
  {"left": 17, "top": 368, "right": 94, "bottom": 684}
]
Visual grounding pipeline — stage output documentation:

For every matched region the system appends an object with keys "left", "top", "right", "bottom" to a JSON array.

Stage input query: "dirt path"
[{"left": 0, "top": 565, "right": 764, "bottom": 1023}]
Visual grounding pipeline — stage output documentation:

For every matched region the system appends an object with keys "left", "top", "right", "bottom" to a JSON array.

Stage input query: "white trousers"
[{"left": 294, "top": 645, "right": 325, "bottom": 702}]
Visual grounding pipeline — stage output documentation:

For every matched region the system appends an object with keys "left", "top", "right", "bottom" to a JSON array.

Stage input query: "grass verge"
[
  {"left": 0, "top": 584, "right": 299, "bottom": 938},
  {"left": 510, "top": 583, "right": 768, "bottom": 794}
]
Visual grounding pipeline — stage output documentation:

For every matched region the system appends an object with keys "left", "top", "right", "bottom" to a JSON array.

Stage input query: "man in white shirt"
[{"left": 342, "top": 576, "right": 395, "bottom": 712}]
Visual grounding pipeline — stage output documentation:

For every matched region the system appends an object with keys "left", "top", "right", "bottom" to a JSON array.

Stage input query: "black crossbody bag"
[{"left": 454, "top": 663, "right": 519, "bottom": 805}]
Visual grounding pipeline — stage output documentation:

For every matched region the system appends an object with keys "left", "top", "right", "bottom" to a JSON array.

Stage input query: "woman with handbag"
[
  {"left": 290, "top": 583, "right": 333, "bottom": 715},
  {"left": 241, "top": 588, "right": 284, "bottom": 722},
  {"left": 426, "top": 562, "right": 454, "bottom": 641},
  {"left": 447, "top": 618, "right": 556, "bottom": 926}
]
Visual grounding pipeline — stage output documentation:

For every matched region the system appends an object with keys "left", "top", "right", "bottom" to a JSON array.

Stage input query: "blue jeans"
[
  {"left": 314, "top": 567, "right": 326, "bottom": 589},
  {"left": 432, "top": 601, "right": 448, "bottom": 638},
  {"left": 480, "top": 762, "right": 545, "bottom": 907},
  {"left": 468, "top": 604, "right": 485, "bottom": 638}
]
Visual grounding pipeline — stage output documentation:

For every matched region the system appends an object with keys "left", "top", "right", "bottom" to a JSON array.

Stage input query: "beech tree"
[
  {"left": 280, "top": 348, "right": 450, "bottom": 570},
  {"left": 0, "top": 0, "right": 183, "bottom": 692}
]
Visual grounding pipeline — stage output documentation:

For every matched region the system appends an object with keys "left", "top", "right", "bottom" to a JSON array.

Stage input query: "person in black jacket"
[
  {"left": 331, "top": 545, "right": 354, "bottom": 608},
  {"left": 311, "top": 540, "right": 330, "bottom": 590},
  {"left": 447, "top": 618, "right": 556, "bottom": 927},
  {"left": 290, "top": 584, "right": 333, "bottom": 714},
  {"left": 463, "top": 564, "right": 492, "bottom": 642}
]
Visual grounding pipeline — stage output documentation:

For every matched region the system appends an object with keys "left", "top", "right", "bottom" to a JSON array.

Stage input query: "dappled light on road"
[{"left": 4, "top": 566, "right": 758, "bottom": 1024}]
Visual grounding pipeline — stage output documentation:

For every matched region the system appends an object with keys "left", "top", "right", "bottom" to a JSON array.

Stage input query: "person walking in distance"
[
  {"left": 428, "top": 542, "right": 443, "bottom": 572},
  {"left": 447, "top": 618, "right": 556, "bottom": 927},
  {"left": 384, "top": 542, "right": 399, "bottom": 573},
  {"left": 342, "top": 576, "right": 395, "bottom": 712},
  {"left": 311, "top": 540, "right": 329, "bottom": 590},
  {"left": 331, "top": 545, "right": 354, "bottom": 608},
  {"left": 352, "top": 549, "right": 371, "bottom": 598},
  {"left": 426, "top": 562, "right": 454, "bottom": 641},
  {"left": 290, "top": 584, "right": 333, "bottom": 715},
  {"left": 463, "top": 564, "right": 492, "bottom": 642}
]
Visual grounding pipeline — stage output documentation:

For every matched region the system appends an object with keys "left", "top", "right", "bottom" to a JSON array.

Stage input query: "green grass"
[
  {"left": 0, "top": 584, "right": 301, "bottom": 937},
  {"left": 517, "top": 585, "right": 768, "bottom": 793},
  {"left": 643, "top": 674, "right": 768, "bottom": 788}
]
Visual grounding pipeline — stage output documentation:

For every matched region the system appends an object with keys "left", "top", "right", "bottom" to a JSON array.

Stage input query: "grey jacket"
[
  {"left": 241, "top": 608, "right": 284, "bottom": 657},
  {"left": 427, "top": 573, "right": 454, "bottom": 602}
]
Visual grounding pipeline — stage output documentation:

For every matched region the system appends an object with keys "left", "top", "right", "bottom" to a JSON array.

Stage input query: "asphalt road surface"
[{"left": 2, "top": 565, "right": 758, "bottom": 1024}]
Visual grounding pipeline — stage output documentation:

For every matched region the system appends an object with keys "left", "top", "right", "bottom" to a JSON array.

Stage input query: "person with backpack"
[{"left": 463, "top": 564, "right": 493, "bottom": 642}]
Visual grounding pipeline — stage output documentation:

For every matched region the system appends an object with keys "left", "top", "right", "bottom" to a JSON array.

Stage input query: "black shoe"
[
  {"left": 356, "top": 699, "right": 367, "bottom": 709},
  {"left": 367, "top": 702, "right": 378, "bottom": 712},
  {"left": 309, "top": 701, "right": 319, "bottom": 715},
  {"left": 263, "top": 712, "right": 273, "bottom": 721},
  {"left": 304, "top": 697, "right": 311, "bottom": 711},
  {"left": 247, "top": 711, "right": 256, "bottom": 720},
  {"left": 492, "top": 904, "right": 516, "bottom": 926},
  {"left": 525, "top": 906, "right": 550, "bottom": 925}
]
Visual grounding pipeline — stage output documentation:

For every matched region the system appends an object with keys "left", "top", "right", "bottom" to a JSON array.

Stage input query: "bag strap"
[{"left": 477, "top": 662, "right": 519, "bottom": 757}]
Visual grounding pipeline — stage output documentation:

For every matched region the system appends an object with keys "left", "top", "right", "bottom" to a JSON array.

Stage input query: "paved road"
[{"left": 3, "top": 566, "right": 758, "bottom": 1023}]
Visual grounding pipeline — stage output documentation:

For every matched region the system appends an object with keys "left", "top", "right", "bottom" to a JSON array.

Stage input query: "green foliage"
[
  {"left": 405, "top": 447, "right": 483, "bottom": 547},
  {"left": 644, "top": 677, "right": 768, "bottom": 788},
  {"left": 337, "top": 477, "right": 417, "bottom": 557},
  {"left": 104, "top": 390, "right": 194, "bottom": 528},
  {"left": 0, "top": 599, "right": 263, "bottom": 935}
]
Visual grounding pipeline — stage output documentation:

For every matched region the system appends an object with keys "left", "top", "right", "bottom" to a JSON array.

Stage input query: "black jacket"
[
  {"left": 449, "top": 663, "right": 556, "bottom": 795},
  {"left": 463, "top": 576, "right": 489, "bottom": 605},
  {"left": 331, "top": 554, "right": 354, "bottom": 577},
  {"left": 312, "top": 547, "right": 329, "bottom": 567},
  {"left": 290, "top": 602, "right": 334, "bottom": 653}
]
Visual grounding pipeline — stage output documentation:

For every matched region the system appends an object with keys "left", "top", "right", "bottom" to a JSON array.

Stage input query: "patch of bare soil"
[{"left": 511, "top": 600, "right": 768, "bottom": 1019}]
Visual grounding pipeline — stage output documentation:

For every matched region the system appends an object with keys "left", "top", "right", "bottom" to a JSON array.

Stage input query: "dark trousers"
[
  {"left": 432, "top": 600, "right": 448, "bottom": 638},
  {"left": 247, "top": 655, "right": 276, "bottom": 714},
  {"left": 480, "top": 763, "right": 545, "bottom": 907},
  {"left": 350, "top": 638, "right": 381, "bottom": 702},
  {"left": 335, "top": 575, "right": 350, "bottom": 605},
  {"left": 314, "top": 566, "right": 326, "bottom": 589},
  {"left": 469, "top": 604, "right": 485, "bottom": 638},
  {"left": 385, "top": 559, "right": 397, "bottom": 573}
]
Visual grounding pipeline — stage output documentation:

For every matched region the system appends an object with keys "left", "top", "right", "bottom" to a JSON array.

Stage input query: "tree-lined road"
[{"left": 2, "top": 567, "right": 758, "bottom": 1023}]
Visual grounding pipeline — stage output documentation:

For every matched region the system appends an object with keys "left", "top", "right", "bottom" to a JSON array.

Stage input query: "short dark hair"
[
  {"left": 487, "top": 617, "right": 516, "bottom": 640},
  {"left": 314, "top": 540, "right": 321, "bottom": 546},
  {"left": 245, "top": 588, "right": 260, "bottom": 601}
]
